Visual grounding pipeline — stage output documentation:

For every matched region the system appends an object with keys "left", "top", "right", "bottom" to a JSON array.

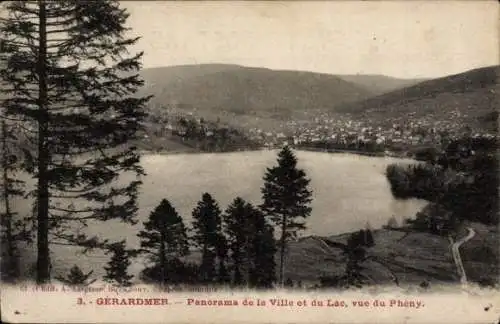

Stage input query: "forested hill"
[
  {"left": 137, "top": 64, "right": 431, "bottom": 119},
  {"left": 337, "top": 65, "right": 500, "bottom": 131},
  {"left": 138, "top": 64, "right": 374, "bottom": 120}
]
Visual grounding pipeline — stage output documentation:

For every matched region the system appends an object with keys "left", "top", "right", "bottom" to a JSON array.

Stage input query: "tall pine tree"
[
  {"left": 191, "top": 193, "right": 226, "bottom": 283},
  {"left": 103, "top": 240, "right": 134, "bottom": 287},
  {"left": 224, "top": 197, "right": 251, "bottom": 286},
  {"left": 341, "top": 231, "right": 370, "bottom": 288},
  {"left": 0, "top": 1, "right": 150, "bottom": 283},
  {"left": 260, "top": 146, "right": 312, "bottom": 286},
  {"left": 246, "top": 203, "right": 277, "bottom": 288},
  {"left": 138, "top": 199, "right": 189, "bottom": 285},
  {"left": 224, "top": 197, "right": 276, "bottom": 288},
  {"left": 249, "top": 208, "right": 277, "bottom": 288}
]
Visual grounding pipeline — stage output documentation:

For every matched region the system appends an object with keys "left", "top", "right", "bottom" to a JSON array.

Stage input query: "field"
[
  {"left": 286, "top": 221, "right": 499, "bottom": 288},
  {"left": 287, "top": 229, "right": 456, "bottom": 287}
]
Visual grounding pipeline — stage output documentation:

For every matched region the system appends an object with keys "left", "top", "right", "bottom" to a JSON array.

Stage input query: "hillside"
[
  {"left": 287, "top": 229, "right": 455, "bottom": 287},
  {"left": 285, "top": 222, "right": 498, "bottom": 288},
  {"left": 139, "top": 64, "right": 374, "bottom": 120},
  {"left": 139, "top": 64, "right": 244, "bottom": 88},
  {"left": 337, "top": 74, "right": 426, "bottom": 96},
  {"left": 338, "top": 65, "right": 500, "bottom": 131}
]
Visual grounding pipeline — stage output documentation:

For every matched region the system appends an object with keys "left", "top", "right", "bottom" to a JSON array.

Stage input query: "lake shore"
[{"left": 137, "top": 146, "right": 411, "bottom": 159}]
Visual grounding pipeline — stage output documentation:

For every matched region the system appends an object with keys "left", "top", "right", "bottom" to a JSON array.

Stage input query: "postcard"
[{"left": 0, "top": 1, "right": 499, "bottom": 323}]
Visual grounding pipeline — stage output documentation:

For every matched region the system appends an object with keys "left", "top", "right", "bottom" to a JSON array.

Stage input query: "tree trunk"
[
  {"left": 279, "top": 213, "right": 287, "bottom": 287},
  {"left": 201, "top": 245, "right": 208, "bottom": 282},
  {"left": 36, "top": 0, "right": 51, "bottom": 284},
  {"left": 245, "top": 237, "right": 251, "bottom": 289},
  {"left": 159, "top": 236, "right": 166, "bottom": 285},
  {"left": 1, "top": 121, "right": 18, "bottom": 279}
]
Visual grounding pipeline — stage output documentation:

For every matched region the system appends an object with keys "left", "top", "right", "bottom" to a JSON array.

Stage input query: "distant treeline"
[
  {"left": 295, "top": 144, "right": 385, "bottom": 157},
  {"left": 296, "top": 139, "right": 385, "bottom": 154},
  {"left": 143, "top": 114, "right": 262, "bottom": 153},
  {"left": 386, "top": 135, "right": 498, "bottom": 226}
]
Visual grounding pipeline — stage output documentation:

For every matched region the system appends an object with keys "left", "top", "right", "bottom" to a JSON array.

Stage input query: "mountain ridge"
[
  {"left": 138, "top": 64, "right": 426, "bottom": 106},
  {"left": 338, "top": 65, "right": 500, "bottom": 116},
  {"left": 139, "top": 64, "right": 376, "bottom": 118},
  {"left": 138, "top": 64, "right": 498, "bottom": 125}
]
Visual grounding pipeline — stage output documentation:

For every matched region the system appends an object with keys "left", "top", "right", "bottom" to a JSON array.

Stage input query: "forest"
[{"left": 386, "top": 135, "right": 498, "bottom": 231}]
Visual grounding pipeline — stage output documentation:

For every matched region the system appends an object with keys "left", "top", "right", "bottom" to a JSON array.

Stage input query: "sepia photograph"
[{"left": 0, "top": 1, "right": 499, "bottom": 323}]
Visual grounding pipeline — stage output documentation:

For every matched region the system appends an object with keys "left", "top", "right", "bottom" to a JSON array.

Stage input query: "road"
[{"left": 450, "top": 227, "right": 476, "bottom": 286}]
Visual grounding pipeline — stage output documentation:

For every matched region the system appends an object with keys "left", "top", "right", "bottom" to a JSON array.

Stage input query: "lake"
[
  {"left": 12, "top": 149, "right": 428, "bottom": 278},
  {"left": 142, "top": 150, "right": 424, "bottom": 232}
]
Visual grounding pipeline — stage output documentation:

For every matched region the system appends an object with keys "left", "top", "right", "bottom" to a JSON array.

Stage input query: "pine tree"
[
  {"left": 191, "top": 193, "right": 225, "bottom": 283},
  {"left": 0, "top": 1, "right": 151, "bottom": 283},
  {"left": 342, "top": 232, "right": 369, "bottom": 288},
  {"left": 386, "top": 215, "right": 399, "bottom": 229},
  {"left": 248, "top": 204, "right": 276, "bottom": 288},
  {"left": 103, "top": 240, "right": 133, "bottom": 287},
  {"left": 343, "top": 247, "right": 367, "bottom": 288},
  {"left": 224, "top": 197, "right": 252, "bottom": 286},
  {"left": 138, "top": 199, "right": 189, "bottom": 285},
  {"left": 365, "top": 229, "right": 375, "bottom": 247},
  {"left": 215, "top": 235, "right": 231, "bottom": 284},
  {"left": 363, "top": 222, "right": 374, "bottom": 246},
  {"left": 55, "top": 264, "right": 96, "bottom": 286},
  {"left": 0, "top": 120, "right": 27, "bottom": 281},
  {"left": 260, "top": 146, "right": 312, "bottom": 286},
  {"left": 224, "top": 197, "right": 276, "bottom": 288}
]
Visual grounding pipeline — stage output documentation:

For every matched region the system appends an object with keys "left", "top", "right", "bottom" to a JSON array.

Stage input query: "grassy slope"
[
  {"left": 285, "top": 222, "right": 498, "bottom": 287},
  {"left": 459, "top": 222, "right": 499, "bottom": 285}
]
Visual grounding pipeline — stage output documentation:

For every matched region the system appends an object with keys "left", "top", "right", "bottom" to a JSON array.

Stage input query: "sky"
[{"left": 124, "top": 1, "right": 498, "bottom": 79}]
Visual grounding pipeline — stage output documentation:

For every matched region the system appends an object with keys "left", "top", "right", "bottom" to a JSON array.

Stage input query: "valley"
[
  {"left": 3, "top": 63, "right": 498, "bottom": 289},
  {"left": 133, "top": 64, "right": 498, "bottom": 156}
]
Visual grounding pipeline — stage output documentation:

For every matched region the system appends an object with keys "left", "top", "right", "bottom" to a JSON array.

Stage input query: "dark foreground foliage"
[{"left": 386, "top": 135, "right": 498, "bottom": 226}]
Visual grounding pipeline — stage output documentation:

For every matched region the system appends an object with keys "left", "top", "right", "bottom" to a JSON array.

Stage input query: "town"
[{"left": 143, "top": 105, "right": 497, "bottom": 157}]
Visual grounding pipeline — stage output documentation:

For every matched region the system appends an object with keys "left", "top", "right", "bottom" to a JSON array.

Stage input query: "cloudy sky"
[{"left": 123, "top": 1, "right": 499, "bottom": 79}]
